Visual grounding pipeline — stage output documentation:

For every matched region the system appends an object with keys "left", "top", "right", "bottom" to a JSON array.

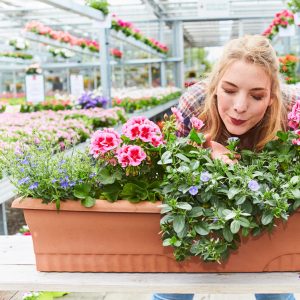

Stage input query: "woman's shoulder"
[
  {"left": 280, "top": 83, "right": 299, "bottom": 109},
  {"left": 178, "top": 80, "right": 207, "bottom": 117}
]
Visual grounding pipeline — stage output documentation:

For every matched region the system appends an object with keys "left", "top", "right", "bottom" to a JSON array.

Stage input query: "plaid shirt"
[{"left": 177, "top": 81, "right": 298, "bottom": 136}]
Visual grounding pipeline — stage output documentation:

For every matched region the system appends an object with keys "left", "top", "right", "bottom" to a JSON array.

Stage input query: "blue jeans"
[{"left": 152, "top": 294, "right": 295, "bottom": 300}]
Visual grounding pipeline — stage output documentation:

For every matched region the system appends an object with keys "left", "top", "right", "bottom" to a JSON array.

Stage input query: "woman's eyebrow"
[{"left": 222, "top": 81, "right": 267, "bottom": 91}]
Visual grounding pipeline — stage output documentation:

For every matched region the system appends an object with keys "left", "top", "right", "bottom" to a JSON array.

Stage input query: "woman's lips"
[{"left": 230, "top": 117, "right": 246, "bottom": 126}]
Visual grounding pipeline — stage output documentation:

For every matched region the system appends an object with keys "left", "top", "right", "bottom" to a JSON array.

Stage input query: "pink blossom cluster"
[
  {"left": 112, "top": 15, "right": 168, "bottom": 54},
  {"left": 0, "top": 107, "right": 124, "bottom": 149},
  {"left": 24, "top": 21, "right": 122, "bottom": 58},
  {"left": 116, "top": 145, "right": 146, "bottom": 167},
  {"left": 90, "top": 116, "right": 164, "bottom": 168},
  {"left": 262, "top": 10, "right": 294, "bottom": 40},
  {"left": 90, "top": 128, "right": 121, "bottom": 158},
  {"left": 288, "top": 100, "right": 300, "bottom": 145},
  {"left": 122, "top": 116, "right": 164, "bottom": 147}
]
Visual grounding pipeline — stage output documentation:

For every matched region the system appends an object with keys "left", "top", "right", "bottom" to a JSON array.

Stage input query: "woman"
[{"left": 153, "top": 35, "right": 296, "bottom": 300}]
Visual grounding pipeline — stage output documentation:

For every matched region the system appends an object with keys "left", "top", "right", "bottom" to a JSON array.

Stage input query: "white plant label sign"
[
  {"left": 25, "top": 75, "right": 45, "bottom": 104},
  {"left": 70, "top": 74, "right": 84, "bottom": 98}
]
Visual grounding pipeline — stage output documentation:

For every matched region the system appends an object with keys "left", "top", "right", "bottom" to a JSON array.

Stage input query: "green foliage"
[
  {"left": 113, "top": 91, "right": 182, "bottom": 113},
  {"left": 22, "top": 291, "right": 68, "bottom": 300},
  {"left": 159, "top": 120, "right": 300, "bottom": 263},
  {"left": 85, "top": 0, "right": 109, "bottom": 15},
  {"left": 287, "top": 0, "right": 300, "bottom": 12}
]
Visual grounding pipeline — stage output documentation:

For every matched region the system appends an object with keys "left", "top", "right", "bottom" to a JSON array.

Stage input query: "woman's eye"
[
  {"left": 252, "top": 95, "right": 263, "bottom": 101},
  {"left": 223, "top": 89, "right": 235, "bottom": 94}
]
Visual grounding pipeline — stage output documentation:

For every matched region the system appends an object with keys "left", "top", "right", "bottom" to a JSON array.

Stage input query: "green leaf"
[
  {"left": 261, "top": 212, "right": 273, "bottom": 225},
  {"left": 81, "top": 196, "right": 95, "bottom": 208},
  {"left": 177, "top": 202, "right": 192, "bottom": 210},
  {"left": 189, "top": 207, "right": 204, "bottom": 217},
  {"left": 290, "top": 176, "right": 299, "bottom": 185},
  {"left": 195, "top": 222, "right": 209, "bottom": 235},
  {"left": 276, "top": 131, "right": 289, "bottom": 142},
  {"left": 227, "top": 188, "right": 240, "bottom": 199},
  {"left": 236, "top": 196, "right": 246, "bottom": 205},
  {"left": 175, "top": 153, "right": 190, "bottom": 162},
  {"left": 74, "top": 183, "right": 91, "bottom": 199},
  {"left": 291, "top": 189, "right": 300, "bottom": 199},
  {"left": 102, "top": 183, "right": 122, "bottom": 202},
  {"left": 163, "top": 238, "right": 171, "bottom": 246},
  {"left": 230, "top": 220, "right": 240, "bottom": 234},
  {"left": 189, "top": 128, "right": 202, "bottom": 144},
  {"left": 177, "top": 165, "right": 190, "bottom": 173},
  {"left": 223, "top": 226, "right": 233, "bottom": 242},
  {"left": 293, "top": 199, "right": 300, "bottom": 210},
  {"left": 161, "top": 151, "right": 171, "bottom": 162},
  {"left": 37, "top": 291, "right": 68, "bottom": 300},
  {"left": 98, "top": 168, "right": 116, "bottom": 185},
  {"left": 121, "top": 183, "right": 148, "bottom": 201},
  {"left": 173, "top": 215, "right": 185, "bottom": 233},
  {"left": 239, "top": 217, "right": 250, "bottom": 228},
  {"left": 160, "top": 204, "right": 172, "bottom": 213},
  {"left": 224, "top": 211, "right": 236, "bottom": 221},
  {"left": 190, "top": 160, "right": 200, "bottom": 170}
]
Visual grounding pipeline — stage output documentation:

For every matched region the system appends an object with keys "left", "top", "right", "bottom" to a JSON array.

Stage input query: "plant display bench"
[{"left": 0, "top": 236, "right": 300, "bottom": 294}]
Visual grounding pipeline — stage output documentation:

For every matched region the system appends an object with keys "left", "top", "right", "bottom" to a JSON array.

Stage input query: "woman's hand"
[{"left": 204, "top": 135, "right": 239, "bottom": 165}]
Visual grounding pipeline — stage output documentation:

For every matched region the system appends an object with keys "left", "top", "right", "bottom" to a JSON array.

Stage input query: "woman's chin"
[{"left": 225, "top": 124, "right": 249, "bottom": 136}]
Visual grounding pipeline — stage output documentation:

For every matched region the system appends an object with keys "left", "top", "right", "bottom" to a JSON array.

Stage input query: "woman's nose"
[{"left": 233, "top": 96, "right": 248, "bottom": 113}]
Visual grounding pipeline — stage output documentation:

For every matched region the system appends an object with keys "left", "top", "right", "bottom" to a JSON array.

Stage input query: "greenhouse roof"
[{"left": 0, "top": 0, "right": 286, "bottom": 49}]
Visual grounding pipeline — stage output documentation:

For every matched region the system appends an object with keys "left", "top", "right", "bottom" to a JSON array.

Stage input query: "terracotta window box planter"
[{"left": 12, "top": 198, "right": 300, "bottom": 273}]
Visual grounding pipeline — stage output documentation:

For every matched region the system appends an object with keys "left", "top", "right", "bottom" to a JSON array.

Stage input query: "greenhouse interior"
[{"left": 0, "top": 0, "right": 300, "bottom": 299}]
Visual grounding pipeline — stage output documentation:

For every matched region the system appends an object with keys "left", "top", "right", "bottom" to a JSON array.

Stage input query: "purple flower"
[
  {"left": 18, "top": 177, "right": 30, "bottom": 185},
  {"left": 60, "top": 179, "right": 69, "bottom": 189},
  {"left": 78, "top": 92, "right": 108, "bottom": 109},
  {"left": 21, "top": 158, "right": 29, "bottom": 165},
  {"left": 248, "top": 180, "right": 260, "bottom": 192},
  {"left": 200, "top": 171, "right": 212, "bottom": 182},
  {"left": 189, "top": 186, "right": 198, "bottom": 196},
  {"left": 51, "top": 179, "right": 57, "bottom": 183},
  {"left": 213, "top": 217, "right": 218, "bottom": 223},
  {"left": 29, "top": 182, "right": 39, "bottom": 190},
  {"left": 89, "top": 172, "right": 96, "bottom": 178}
]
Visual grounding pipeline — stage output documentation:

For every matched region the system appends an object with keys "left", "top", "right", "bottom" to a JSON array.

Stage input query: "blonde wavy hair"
[{"left": 200, "top": 35, "right": 286, "bottom": 150}]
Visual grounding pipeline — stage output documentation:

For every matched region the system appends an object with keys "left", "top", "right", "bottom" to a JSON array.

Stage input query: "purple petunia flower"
[
  {"left": 248, "top": 180, "right": 260, "bottom": 192},
  {"left": 189, "top": 186, "right": 198, "bottom": 196},
  {"left": 18, "top": 177, "right": 30, "bottom": 185},
  {"left": 29, "top": 182, "right": 39, "bottom": 190},
  {"left": 200, "top": 171, "right": 212, "bottom": 182}
]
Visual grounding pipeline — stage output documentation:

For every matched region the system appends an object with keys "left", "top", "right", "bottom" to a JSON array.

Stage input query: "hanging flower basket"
[{"left": 12, "top": 198, "right": 300, "bottom": 273}]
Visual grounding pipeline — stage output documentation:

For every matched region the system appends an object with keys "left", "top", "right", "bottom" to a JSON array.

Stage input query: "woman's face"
[{"left": 216, "top": 60, "right": 273, "bottom": 136}]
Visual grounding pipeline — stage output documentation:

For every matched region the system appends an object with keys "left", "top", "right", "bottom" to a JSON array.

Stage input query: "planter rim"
[{"left": 12, "top": 197, "right": 162, "bottom": 213}]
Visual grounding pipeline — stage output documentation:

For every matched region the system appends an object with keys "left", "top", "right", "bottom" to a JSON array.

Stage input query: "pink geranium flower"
[
  {"left": 116, "top": 145, "right": 146, "bottom": 167},
  {"left": 90, "top": 128, "right": 121, "bottom": 158}
]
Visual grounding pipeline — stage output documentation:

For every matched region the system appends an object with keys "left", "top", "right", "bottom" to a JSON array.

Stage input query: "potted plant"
[{"left": 2, "top": 101, "right": 300, "bottom": 272}]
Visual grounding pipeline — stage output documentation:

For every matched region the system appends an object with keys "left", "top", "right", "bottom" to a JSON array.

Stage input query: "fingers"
[{"left": 203, "top": 134, "right": 212, "bottom": 148}]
